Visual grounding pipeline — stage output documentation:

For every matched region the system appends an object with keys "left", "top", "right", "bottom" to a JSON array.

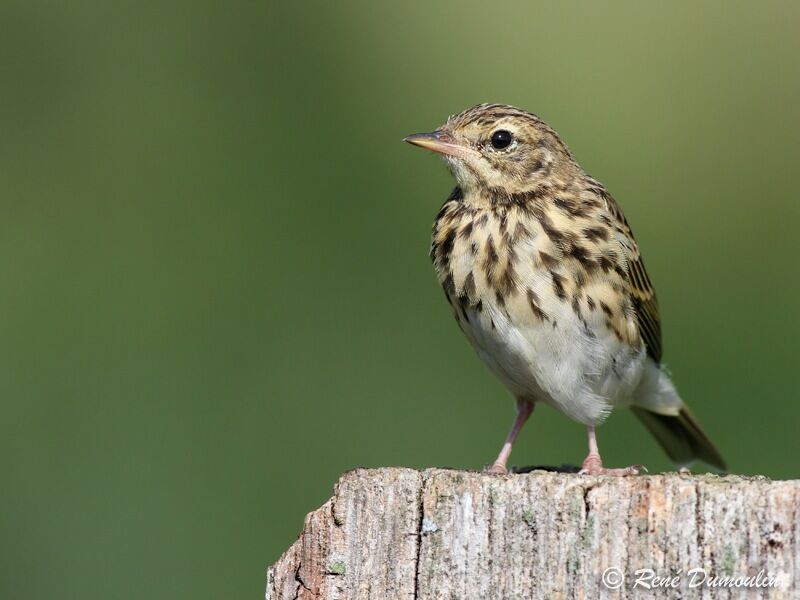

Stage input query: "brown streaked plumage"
[{"left": 405, "top": 103, "right": 725, "bottom": 475}]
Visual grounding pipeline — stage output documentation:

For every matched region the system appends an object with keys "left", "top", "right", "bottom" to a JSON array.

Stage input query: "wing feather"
[{"left": 601, "top": 192, "right": 663, "bottom": 362}]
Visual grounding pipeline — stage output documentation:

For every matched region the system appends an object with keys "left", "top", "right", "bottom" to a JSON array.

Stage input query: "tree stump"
[{"left": 266, "top": 468, "right": 797, "bottom": 599}]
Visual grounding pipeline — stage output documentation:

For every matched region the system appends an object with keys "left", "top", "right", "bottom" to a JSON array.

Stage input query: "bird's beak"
[{"left": 403, "top": 131, "right": 475, "bottom": 159}]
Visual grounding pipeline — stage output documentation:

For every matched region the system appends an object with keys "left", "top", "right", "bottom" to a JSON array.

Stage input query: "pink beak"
[{"left": 403, "top": 131, "right": 476, "bottom": 159}]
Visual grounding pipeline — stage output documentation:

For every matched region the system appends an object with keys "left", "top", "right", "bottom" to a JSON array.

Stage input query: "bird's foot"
[
  {"left": 578, "top": 453, "right": 645, "bottom": 476},
  {"left": 483, "top": 462, "right": 509, "bottom": 475}
]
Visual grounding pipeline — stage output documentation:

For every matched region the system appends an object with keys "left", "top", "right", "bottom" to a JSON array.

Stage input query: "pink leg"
[
  {"left": 485, "top": 398, "right": 534, "bottom": 475},
  {"left": 579, "top": 425, "right": 645, "bottom": 476}
]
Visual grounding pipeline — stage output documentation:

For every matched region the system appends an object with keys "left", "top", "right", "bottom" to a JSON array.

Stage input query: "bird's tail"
[{"left": 631, "top": 360, "right": 727, "bottom": 471}]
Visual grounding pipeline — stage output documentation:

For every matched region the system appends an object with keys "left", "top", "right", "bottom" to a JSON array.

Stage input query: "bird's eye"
[{"left": 490, "top": 130, "right": 513, "bottom": 149}]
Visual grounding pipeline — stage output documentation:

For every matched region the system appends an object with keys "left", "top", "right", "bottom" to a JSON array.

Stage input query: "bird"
[{"left": 403, "top": 103, "right": 726, "bottom": 476}]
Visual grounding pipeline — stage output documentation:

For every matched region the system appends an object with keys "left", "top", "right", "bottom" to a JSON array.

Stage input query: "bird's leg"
[
  {"left": 485, "top": 398, "right": 534, "bottom": 475},
  {"left": 579, "top": 425, "right": 645, "bottom": 476}
]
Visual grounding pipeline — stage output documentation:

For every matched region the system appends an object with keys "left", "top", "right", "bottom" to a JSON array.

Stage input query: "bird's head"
[{"left": 404, "top": 103, "right": 578, "bottom": 201}]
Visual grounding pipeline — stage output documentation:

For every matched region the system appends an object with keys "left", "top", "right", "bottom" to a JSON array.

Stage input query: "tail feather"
[{"left": 632, "top": 405, "right": 727, "bottom": 471}]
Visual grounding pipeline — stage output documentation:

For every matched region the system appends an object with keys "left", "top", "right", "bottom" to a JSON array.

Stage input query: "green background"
[{"left": 2, "top": 2, "right": 798, "bottom": 598}]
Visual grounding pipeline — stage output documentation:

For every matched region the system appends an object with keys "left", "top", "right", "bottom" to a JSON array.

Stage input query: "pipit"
[{"left": 404, "top": 104, "right": 725, "bottom": 475}]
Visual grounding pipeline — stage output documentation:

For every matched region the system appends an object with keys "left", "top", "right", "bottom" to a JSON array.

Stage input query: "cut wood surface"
[{"left": 266, "top": 468, "right": 798, "bottom": 599}]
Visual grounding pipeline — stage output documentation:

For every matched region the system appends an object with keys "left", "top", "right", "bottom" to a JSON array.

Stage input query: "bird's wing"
[{"left": 602, "top": 193, "right": 663, "bottom": 363}]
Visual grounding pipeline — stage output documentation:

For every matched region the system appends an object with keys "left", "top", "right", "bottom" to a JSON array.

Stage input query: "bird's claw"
[
  {"left": 579, "top": 456, "right": 646, "bottom": 476},
  {"left": 483, "top": 463, "right": 509, "bottom": 475}
]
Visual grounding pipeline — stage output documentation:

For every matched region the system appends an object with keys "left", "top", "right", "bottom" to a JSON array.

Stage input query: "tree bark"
[{"left": 266, "top": 468, "right": 797, "bottom": 599}]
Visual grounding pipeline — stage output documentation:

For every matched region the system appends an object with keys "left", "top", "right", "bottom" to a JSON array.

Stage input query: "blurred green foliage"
[{"left": 1, "top": 2, "right": 798, "bottom": 599}]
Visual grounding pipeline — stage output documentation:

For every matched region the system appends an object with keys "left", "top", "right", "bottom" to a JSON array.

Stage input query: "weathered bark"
[{"left": 266, "top": 468, "right": 798, "bottom": 599}]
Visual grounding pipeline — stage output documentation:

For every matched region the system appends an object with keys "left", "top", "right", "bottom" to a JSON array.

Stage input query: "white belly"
[{"left": 458, "top": 294, "right": 646, "bottom": 426}]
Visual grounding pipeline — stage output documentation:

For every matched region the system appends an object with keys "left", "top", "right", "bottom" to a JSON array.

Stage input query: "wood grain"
[{"left": 267, "top": 468, "right": 797, "bottom": 599}]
